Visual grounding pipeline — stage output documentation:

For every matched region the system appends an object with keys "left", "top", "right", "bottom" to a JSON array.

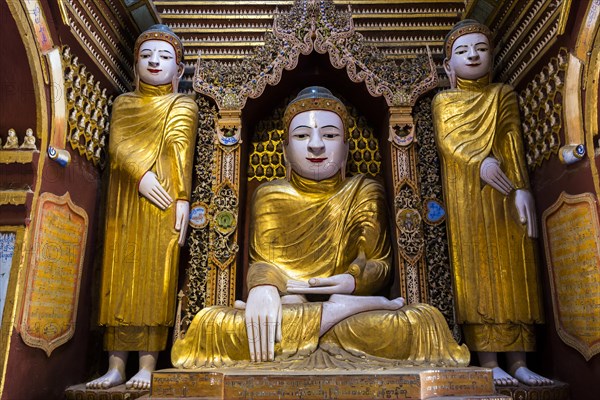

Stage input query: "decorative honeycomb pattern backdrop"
[
  {"left": 248, "top": 103, "right": 382, "bottom": 181},
  {"left": 62, "top": 46, "right": 113, "bottom": 168},
  {"left": 518, "top": 48, "right": 568, "bottom": 170}
]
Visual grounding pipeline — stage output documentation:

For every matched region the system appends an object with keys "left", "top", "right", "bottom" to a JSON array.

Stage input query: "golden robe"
[
  {"left": 171, "top": 173, "right": 470, "bottom": 368},
  {"left": 99, "top": 81, "right": 198, "bottom": 351},
  {"left": 432, "top": 77, "right": 543, "bottom": 352}
]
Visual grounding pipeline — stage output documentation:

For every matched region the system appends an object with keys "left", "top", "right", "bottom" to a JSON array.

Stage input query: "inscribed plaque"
[
  {"left": 20, "top": 192, "right": 88, "bottom": 356},
  {"left": 542, "top": 192, "right": 600, "bottom": 360}
]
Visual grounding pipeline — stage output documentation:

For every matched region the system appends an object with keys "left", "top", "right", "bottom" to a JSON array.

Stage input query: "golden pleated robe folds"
[
  {"left": 432, "top": 77, "right": 543, "bottom": 352},
  {"left": 171, "top": 173, "right": 470, "bottom": 368},
  {"left": 99, "top": 81, "right": 198, "bottom": 351}
]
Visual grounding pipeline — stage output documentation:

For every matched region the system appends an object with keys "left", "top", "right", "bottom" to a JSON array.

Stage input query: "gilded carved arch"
[{"left": 180, "top": 0, "right": 456, "bottom": 335}]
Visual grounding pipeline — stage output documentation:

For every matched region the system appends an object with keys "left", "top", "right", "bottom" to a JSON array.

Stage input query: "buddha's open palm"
[{"left": 287, "top": 274, "right": 355, "bottom": 295}]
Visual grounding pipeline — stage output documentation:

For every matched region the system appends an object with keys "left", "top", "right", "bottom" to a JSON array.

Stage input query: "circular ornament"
[
  {"left": 189, "top": 202, "right": 209, "bottom": 229},
  {"left": 214, "top": 210, "right": 236, "bottom": 234}
]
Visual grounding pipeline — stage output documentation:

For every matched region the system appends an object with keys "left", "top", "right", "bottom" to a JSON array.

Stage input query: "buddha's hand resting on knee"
[
  {"left": 287, "top": 274, "right": 355, "bottom": 295},
  {"left": 245, "top": 285, "right": 282, "bottom": 362}
]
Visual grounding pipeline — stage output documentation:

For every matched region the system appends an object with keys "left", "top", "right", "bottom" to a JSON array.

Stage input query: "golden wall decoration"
[
  {"left": 61, "top": 46, "right": 113, "bottom": 168},
  {"left": 414, "top": 96, "right": 457, "bottom": 338},
  {"left": 181, "top": 96, "right": 217, "bottom": 331},
  {"left": 19, "top": 192, "right": 88, "bottom": 356},
  {"left": 542, "top": 192, "right": 600, "bottom": 360},
  {"left": 518, "top": 48, "right": 568, "bottom": 169}
]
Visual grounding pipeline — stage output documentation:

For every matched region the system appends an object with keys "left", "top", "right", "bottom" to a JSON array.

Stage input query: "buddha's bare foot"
[
  {"left": 329, "top": 294, "right": 405, "bottom": 310},
  {"left": 234, "top": 300, "right": 246, "bottom": 309},
  {"left": 492, "top": 367, "right": 518, "bottom": 386},
  {"left": 281, "top": 294, "right": 308, "bottom": 304},
  {"left": 512, "top": 366, "right": 553, "bottom": 386},
  {"left": 125, "top": 368, "right": 152, "bottom": 390},
  {"left": 86, "top": 368, "right": 125, "bottom": 389},
  {"left": 320, "top": 295, "right": 405, "bottom": 335}
]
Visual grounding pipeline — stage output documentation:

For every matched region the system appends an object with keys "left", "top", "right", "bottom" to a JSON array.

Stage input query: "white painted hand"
[
  {"left": 245, "top": 285, "right": 282, "bottom": 362},
  {"left": 480, "top": 157, "right": 515, "bottom": 196},
  {"left": 287, "top": 274, "right": 355, "bottom": 295},
  {"left": 515, "top": 189, "right": 538, "bottom": 238},
  {"left": 175, "top": 200, "right": 189, "bottom": 246},
  {"left": 139, "top": 171, "right": 173, "bottom": 210}
]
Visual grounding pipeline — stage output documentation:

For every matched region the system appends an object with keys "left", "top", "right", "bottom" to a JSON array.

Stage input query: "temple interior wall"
[{"left": 0, "top": 1, "right": 598, "bottom": 399}]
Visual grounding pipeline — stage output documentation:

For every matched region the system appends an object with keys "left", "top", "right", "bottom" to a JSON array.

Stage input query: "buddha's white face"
[
  {"left": 444, "top": 32, "right": 491, "bottom": 81},
  {"left": 285, "top": 110, "right": 348, "bottom": 181},
  {"left": 136, "top": 40, "right": 181, "bottom": 86}
]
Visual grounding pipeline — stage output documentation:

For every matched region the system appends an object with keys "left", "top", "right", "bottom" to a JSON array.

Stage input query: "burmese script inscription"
[
  {"left": 151, "top": 368, "right": 494, "bottom": 399},
  {"left": 542, "top": 192, "right": 600, "bottom": 360},
  {"left": 20, "top": 192, "right": 88, "bottom": 356}
]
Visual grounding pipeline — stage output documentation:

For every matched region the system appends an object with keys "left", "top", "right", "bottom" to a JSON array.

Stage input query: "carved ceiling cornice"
[
  {"left": 190, "top": 0, "right": 438, "bottom": 110},
  {"left": 466, "top": 0, "right": 572, "bottom": 87},
  {"left": 155, "top": 0, "right": 465, "bottom": 90}
]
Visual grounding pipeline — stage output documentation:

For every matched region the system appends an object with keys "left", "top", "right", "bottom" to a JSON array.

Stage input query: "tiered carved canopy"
[{"left": 179, "top": 0, "right": 456, "bottom": 338}]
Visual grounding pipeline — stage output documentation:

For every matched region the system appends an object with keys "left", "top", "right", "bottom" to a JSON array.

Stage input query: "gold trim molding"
[{"left": 0, "top": 151, "right": 36, "bottom": 164}]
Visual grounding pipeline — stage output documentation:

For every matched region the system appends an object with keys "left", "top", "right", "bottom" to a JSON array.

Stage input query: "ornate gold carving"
[
  {"left": 542, "top": 192, "right": 600, "bottom": 360},
  {"left": 61, "top": 46, "right": 113, "bottom": 167},
  {"left": 151, "top": 368, "right": 495, "bottom": 400},
  {"left": 217, "top": 109, "right": 243, "bottom": 147},
  {"left": 0, "top": 191, "right": 30, "bottom": 206},
  {"left": 0, "top": 151, "right": 35, "bottom": 164},
  {"left": 394, "top": 181, "right": 424, "bottom": 265},
  {"left": 414, "top": 96, "right": 457, "bottom": 338},
  {"left": 193, "top": 0, "right": 438, "bottom": 111},
  {"left": 518, "top": 48, "right": 568, "bottom": 169},
  {"left": 209, "top": 181, "right": 239, "bottom": 269},
  {"left": 19, "top": 192, "right": 88, "bottom": 356},
  {"left": 389, "top": 106, "right": 415, "bottom": 147},
  {"left": 182, "top": 96, "right": 216, "bottom": 330}
]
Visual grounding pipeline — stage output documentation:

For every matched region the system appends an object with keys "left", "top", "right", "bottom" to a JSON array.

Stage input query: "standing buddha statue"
[
  {"left": 171, "top": 86, "right": 469, "bottom": 369},
  {"left": 432, "top": 20, "right": 552, "bottom": 386},
  {"left": 87, "top": 25, "right": 198, "bottom": 390}
]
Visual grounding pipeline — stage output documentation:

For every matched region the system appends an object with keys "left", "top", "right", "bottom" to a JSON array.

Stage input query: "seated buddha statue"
[{"left": 172, "top": 87, "right": 469, "bottom": 369}]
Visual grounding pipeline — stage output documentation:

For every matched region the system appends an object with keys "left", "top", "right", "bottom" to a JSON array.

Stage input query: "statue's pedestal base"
[
  {"left": 496, "top": 381, "right": 569, "bottom": 400},
  {"left": 65, "top": 383, "right": 148, "bottom": 400},
  {"left": 148, "top": 367, "right": 507, "bottom": 400}
]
